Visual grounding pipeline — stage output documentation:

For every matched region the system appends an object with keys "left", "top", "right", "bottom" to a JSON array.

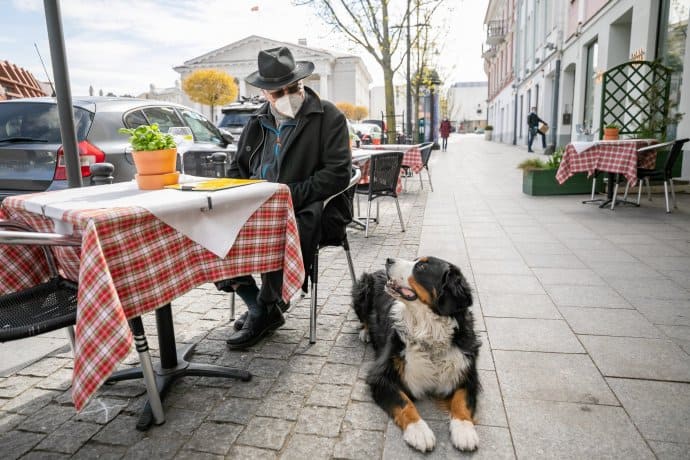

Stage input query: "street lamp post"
[{"left": 406, "top": 14, "right": 412, "bottom": 143}]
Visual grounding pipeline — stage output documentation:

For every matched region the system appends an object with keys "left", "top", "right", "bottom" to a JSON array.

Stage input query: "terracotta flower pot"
[
  {"left": 132, "top": 148, "right": 177, "bottom": 175},
  {"left": 603, "top": 128, "right": 620, "bottom": 140},
  {"left": 135, "top": 171, "right": 180, "bottom": 190}
]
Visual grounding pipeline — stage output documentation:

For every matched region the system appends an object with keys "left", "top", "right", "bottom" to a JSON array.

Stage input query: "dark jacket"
[
  {"left": 527, "top": 111, "right": 545, "bottom": 128},
  {"left": 228, "top": 87, "right": 353, "bottom": 240}
]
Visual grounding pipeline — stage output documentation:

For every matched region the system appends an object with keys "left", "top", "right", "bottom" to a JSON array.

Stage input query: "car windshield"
[
  {"left": 0, "top": 102, "right": 93, "bottom": 143},
  {"left": 218, "top": 112, "right": 254, "bottom": 128}
]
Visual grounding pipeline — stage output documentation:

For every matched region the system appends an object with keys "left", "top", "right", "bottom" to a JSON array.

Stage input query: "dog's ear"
[{"left": 436, "top": 264, "right": 473, "bottom": 315}]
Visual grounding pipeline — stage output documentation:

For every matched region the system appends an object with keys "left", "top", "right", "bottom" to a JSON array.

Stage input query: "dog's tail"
[{"left": 352, "top": 270, "right": 388, "bottom": 322}]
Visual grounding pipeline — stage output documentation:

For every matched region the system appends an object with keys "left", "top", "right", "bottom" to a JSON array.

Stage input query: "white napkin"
[
  {"left": 570, "top": 142, "right": 596, "bottom": 154},
  {"left": 19, "top": 177, "right": 279, "bottom": 258}
]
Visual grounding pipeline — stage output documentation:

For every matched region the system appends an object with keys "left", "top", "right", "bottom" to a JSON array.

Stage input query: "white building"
[
  {"left": 137, "top": 82, "right": 184, "bottom": 104},
  {"left": 173, "top": 35, "right": 372, "bottom": 122},
  {"left": 369, "top": 84, "right": 406, "bottom": 126},
  {"left": 447, "top": 82, "right": 488, "bottom": 132}
]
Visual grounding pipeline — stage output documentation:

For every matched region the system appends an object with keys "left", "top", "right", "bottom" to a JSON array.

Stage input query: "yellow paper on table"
[{"left": 166, "top": 178, "right": 265, "bottom": 191}]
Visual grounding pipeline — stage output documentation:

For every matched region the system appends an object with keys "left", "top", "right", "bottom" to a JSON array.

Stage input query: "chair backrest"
[
  {"left": 418, "top": 142, "right": 435, "bottom": 167},
  {"left": 324, "top": 167, "right": 362, "bottom": 208},
  {"left": 663, "top": 138, "right": 689, "bottom": 178},
  {"left": 367, "top": 151, "right": 404, "bottom": 197},
  {"left": 320, "top": 167, "right": 362, "bottom": 247}
]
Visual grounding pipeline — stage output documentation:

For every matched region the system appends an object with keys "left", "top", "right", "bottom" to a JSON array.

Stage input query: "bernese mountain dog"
[{"left": 351, "top": 256, "right": 481, "bottom": 452}]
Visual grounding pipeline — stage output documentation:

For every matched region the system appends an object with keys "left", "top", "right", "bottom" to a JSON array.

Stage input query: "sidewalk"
[{"left": 1, "top": 134, "right": 689, "bottom": 459}]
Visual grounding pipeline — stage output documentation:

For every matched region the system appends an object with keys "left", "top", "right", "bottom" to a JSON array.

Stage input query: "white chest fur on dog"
[{"left": 390, "top": 300, "right": 471, "bottom": 397}]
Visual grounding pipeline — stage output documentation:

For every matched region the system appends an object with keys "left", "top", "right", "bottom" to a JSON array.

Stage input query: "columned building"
[
  {"left": 447, "top": 82, "right": 488, "bottom": 132},
  {"left": 173, "top": 35, "right": 372, "bottom": 122}
]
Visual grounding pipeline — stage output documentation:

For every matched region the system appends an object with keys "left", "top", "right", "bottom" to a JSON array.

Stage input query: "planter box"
[
  {"left": 484, "top": 131, "right": 493, "bottom": 140},
  {"left": 523, "top": 169, "right": 602, "bottom": 196}
]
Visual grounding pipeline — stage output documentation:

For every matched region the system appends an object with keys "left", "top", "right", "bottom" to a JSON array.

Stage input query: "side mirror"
[{"left": 221, "top": 132, "right": 234, "bottom": 145}]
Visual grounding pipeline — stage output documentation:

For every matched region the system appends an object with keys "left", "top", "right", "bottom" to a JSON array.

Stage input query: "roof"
[{"left": 0, "top": 61, "right": 47, "bottom": 100}]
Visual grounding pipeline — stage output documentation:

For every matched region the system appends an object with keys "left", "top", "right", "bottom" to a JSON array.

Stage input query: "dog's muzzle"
[{"left": 386, "top": 279, "right": 418, "bottom": 301}]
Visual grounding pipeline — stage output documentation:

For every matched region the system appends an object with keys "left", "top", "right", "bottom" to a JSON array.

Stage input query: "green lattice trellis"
[{"left": 599, "top": 60, "right": 672, "bottom": 139}]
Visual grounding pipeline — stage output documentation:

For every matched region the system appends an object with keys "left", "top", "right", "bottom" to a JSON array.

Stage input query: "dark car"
[
  {"left": 0, "top": 97, "right": 235, "bottom": 201},
  {"left": 217, "top": 97, "right": 265, "bottom": 139}
]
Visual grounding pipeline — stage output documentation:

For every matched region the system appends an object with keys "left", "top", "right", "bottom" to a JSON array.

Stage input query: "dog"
[{"left": 351, "top": 256, "right": 481, "bottom": 452}]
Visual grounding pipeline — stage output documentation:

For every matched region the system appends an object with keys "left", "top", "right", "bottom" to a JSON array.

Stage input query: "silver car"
[{"left": 0, "top": 97, "right": 235, "bottom": 201}]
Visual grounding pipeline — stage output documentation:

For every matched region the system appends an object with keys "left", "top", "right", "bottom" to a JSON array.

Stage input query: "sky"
[{"left": 0, "top": 0, "right": 489, "bottom": 97}]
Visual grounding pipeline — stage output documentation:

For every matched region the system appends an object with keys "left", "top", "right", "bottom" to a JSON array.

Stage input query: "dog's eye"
[{"left": 416, "top": 262, "right": 427, "bottom": 271}]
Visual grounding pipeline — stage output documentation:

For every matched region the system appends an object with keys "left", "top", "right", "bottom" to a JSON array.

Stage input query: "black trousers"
[
  {"left": 225, "top": 201, "right": 323, "bottom": 307},
  {"left": 527, "top": 126, "right": 546, "bottom": 150}
]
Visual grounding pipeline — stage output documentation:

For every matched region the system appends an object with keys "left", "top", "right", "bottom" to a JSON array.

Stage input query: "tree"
[
  {"left": 353, "top": 105, "right": 369, "bottom": 121},
  {"left": 336, "top": 101, "right": 356, "bottom": 119},
  {"left": 182, "top": 69, "right": 238, "bottom": 123},
  {"left": 297, "top": 0, "right": 444, "bottom": 142}
]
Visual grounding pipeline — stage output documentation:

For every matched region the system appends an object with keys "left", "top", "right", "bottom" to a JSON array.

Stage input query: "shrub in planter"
[
  {"left": 603, "top": 124, "right": 620, "bottom": 140},
  {"left": 119, "top": 124, "right": 179, "bottom": 189},
  {"left": 518, "top": 148, "right": 602, "bottom": 196},
  {"left": 484, "top": 125, "right": 494, "bottom": 140}
]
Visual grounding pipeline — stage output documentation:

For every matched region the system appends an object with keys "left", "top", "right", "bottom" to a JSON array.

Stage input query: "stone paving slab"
[{"left": 2, "top": 136, "right": 690, "bottom": 458}]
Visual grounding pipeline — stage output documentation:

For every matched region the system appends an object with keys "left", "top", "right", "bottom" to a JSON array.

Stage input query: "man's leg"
[
  {"left": 540, "top": 131, "right": 547, "bottom": 149},
  {"left": 527, "top": 127, "right": 535, "bottom": 152}
]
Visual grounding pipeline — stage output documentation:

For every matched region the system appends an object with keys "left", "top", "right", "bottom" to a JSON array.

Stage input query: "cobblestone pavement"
[{"left": 1, "top": 134, "right": 690, "bottom": 459}]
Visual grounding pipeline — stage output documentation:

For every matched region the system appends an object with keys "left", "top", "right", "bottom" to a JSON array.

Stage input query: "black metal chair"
[
  {"left": 355, "top": 151, "right": 405, "bottom": 238},
  {"left": 0, "top": 220, "right": 80, "bottom": 343},
  {"left": 227, "top": 168, "right": 362, "bottom": 343},
  {"left": 417, "top": 142, "right": 435, "bottom": 191},
  {"left": 621, "top": 138, "right": 689, "bottom": 212}
]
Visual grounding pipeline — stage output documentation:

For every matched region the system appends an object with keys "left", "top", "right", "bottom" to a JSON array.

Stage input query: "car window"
[
  {"left": 0, "top": 102, "right": 93, "bottom": 142},
  {"left": 141, "top": 106, "right": 185, "bottom": 134},
  {"left": 123, "top": 109, "right": 148, "bottom": 128},
  {"left": 177, "top": 108, "right": 222, "bottom": 144},
  {"left": 218, "top": 112, "right": 253, "bottom": 128}
]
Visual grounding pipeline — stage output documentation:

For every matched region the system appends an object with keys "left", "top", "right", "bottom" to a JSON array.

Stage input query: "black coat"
[{"left": 229, "top": 87, "right": 353, "bottom": 245}]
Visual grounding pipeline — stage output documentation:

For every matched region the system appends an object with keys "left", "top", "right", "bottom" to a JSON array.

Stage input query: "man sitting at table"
[{"left": 215, "top": 46, "right": 352, "bottom": 349}]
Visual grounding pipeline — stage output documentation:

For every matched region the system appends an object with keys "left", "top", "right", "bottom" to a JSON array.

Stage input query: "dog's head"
[{"left": 385, "top": 256, "right": 472, "bottom": 316}]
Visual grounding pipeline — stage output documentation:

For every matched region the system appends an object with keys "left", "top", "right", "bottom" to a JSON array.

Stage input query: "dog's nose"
[{"left": 386, "top": 258, "right": 394, "bottom": 266}]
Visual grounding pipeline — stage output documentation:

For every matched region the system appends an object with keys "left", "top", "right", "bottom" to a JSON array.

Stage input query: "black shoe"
[
  {"left": 233, "top": 300, "right": 290, "bottom": 331},
  {"left": 226, "top": 304, "right": 285, "bottom": 349},
  {"left": 527, "top": 149, "right": 534, "bottom": 153}
]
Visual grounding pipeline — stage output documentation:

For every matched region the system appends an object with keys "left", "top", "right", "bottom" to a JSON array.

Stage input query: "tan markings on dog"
[
  {"left": 448, "top": 389, "right": 475, "bottom": 422},
  {"left": 392, "top": 391, "right": 421, "bottom": 429},
  {"left": 418, "top": 257, "right": 429, "bottom": 262},
  {"left": 408, "top": 276, "right": 433, "bottom": 305},
  {"left": 393, "top": 356, "right": 405, "bottom": 376}
]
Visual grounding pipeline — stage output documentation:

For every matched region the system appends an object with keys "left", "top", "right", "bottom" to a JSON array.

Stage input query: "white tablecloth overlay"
[{"left": 19, "top": 175, "right": 279, "bottom": 258}]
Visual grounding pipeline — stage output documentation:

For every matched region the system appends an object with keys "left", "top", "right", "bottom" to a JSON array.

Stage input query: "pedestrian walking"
[
  {"left": 527, "top": 107, "right": 547, "bottom": 152},
  {"left": 439, "top": 118, "right": 452, "bottom": 151}
]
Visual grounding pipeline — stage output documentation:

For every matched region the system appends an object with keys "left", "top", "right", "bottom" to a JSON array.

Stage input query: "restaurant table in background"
[
  {"left": 556, "top": 139, "right": 657, "bottom": 209},
  {"left": 0, "top": 179, "right": 304, "bottom": 425},
  {"left": 359, "top": 143, "right": 424, "bottom": 174}
]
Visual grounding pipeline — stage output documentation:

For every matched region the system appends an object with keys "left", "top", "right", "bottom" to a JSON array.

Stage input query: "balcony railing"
[
  {"left": 482, "top": 44, "right": 498, "bottom": 59},
  {"left": 486, "top": 20, "right": 505, "bottom": 45}
]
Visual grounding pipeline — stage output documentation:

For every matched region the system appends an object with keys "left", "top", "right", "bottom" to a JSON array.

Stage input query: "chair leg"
[
  {"left": 664, "top": 180, "right": 671, "bottom": 213},
  {"left": 611, "top": 181, "right": 619, "bottom": 210},
  {"left": 376, "top": 200, "right": 379, "bottom": 222},
  {"left": 66, "top": 326, "right": 76, "bottom": 354},
  {"left": 419, "top": 170, "right": 424, "bottom": 190},
  {"left": 342, "top": 237, "right": 356, "bottom": 285},
  {"left": 365, "top": 199, "right": 372, "bottom": 238},
  {"left": 636, "top": 179, "right": 643, "bottom": 205},
  {"left": 646, "top": 178, "right": 652, "bottom": 201},
  {"left": 394, "top": 197, "right": 405, "bottom": 232},
  {"left": 426, "top": 167, "right": 434, "bottom": 192},
  {"left": 356, "top": 193, "right": 360, "bottom": 215},
  {"left": 590, "top": 177, "right": 597, "bottom": 200},
  {"left": 230, "top": 292, "right": 235, "bottom": 321},
  {"left": 670, "top": 178, "right": 677, "bottom": 209},
  {"left": 623, "top": 181, "right": 630, "bottom": 201},
  {"left": 309, "top": 250, "right": 318, "bottom": 343}
]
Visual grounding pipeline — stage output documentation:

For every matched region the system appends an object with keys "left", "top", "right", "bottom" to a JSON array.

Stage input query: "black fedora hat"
[{"left": 245, "top": 47, "right": 314, "bottom": 90}]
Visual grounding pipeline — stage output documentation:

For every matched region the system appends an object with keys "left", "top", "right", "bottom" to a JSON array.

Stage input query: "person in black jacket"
[
  {"left": 216, "top": 46, "right": 352, "bottom": 349},
  {"left": 527, "top": 107, "right": 547, "bottom": 152}
]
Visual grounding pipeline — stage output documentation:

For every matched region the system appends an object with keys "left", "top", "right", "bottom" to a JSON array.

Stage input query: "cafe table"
[
  {"left": 358, "top": 143, "right": 424, "bottom": 174},
  {"left": 555, "top": 139, "right": 658, "bottom": 209},
  {"left": 0, "top": 177, "right": 304, "bottom": 429}
]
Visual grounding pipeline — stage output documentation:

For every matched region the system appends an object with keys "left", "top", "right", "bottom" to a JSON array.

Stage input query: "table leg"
[
  {"left": 106, "top": 303, "right": 252, "bottom": 431},
  {"left": 582, "top": 172, "right": 640, "bottom": 210}
]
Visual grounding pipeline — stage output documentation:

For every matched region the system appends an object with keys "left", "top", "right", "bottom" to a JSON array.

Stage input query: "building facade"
[
  {"left": 447, "top": 81, "right": 488, "bottom": 132},
  {"left": 484, "top": 0, "right": 690, "bottom": 178},
  {"left": 173, "top": 35, "right": 372, "bottom": 122}
]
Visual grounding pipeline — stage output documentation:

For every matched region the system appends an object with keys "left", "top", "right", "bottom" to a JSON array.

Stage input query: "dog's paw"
[
  {"left": 450, "top": 419, "right": 479, "bottom": 451},
  {"left": 403, "top": 419, "right": 436, "bottom": 452},
  {"left": 358, "top": 328, "right": 370, "bottom": 343}
]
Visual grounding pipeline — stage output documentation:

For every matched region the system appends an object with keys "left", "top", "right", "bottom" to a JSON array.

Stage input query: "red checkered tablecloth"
[
  {"left": 0, "top": 184, "right": 303, "bottom": 411},
  {"left": 556, "top": 140, "right": 657, "bottom": 185}
]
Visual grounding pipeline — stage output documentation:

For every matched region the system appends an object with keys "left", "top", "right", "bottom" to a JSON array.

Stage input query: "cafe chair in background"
[
  {"left": 621, "top": 138, "right": 689, "bottom": 213},
  {"left": 417, "top": 142, "right": 436, "bottom": 191},
  {"left": 228, "top": 168, "right": 362, "bottom": 344},
  {"left": 355, "top": 151, "right": 405, "bottom": 238}
]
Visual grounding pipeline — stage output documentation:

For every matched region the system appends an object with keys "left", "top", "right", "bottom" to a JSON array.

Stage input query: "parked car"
[
  {"left": 0, "top": 97, "right": 235, "bottom": 201},
  {"left": 351, "top": 122, "right": 383, "bottom": 145},
  {"left": 217, "top": 97, "right": 265, "bottom": 139},
  {"left": 347, "top": 120, "right": 361, "bottom": 148}
]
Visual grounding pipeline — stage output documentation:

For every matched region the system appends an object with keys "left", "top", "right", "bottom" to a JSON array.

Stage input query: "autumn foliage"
[
  {"left": 336, "top": 102, "right": 368, "bottom": 121},
  {"left": 182, "top": 69, "right": 238, "bottom": 121}
]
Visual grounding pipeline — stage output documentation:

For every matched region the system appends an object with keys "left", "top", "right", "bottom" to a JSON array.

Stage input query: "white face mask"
[{"left": 274, "top": 93, "right": 304, "bottom": 118}]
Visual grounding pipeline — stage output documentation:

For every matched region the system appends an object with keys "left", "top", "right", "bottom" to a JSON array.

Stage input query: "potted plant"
[
  {"left": 119, "top": 124, "right": 179, "bottom": 189},
  {"left": 484, "top": 125, "right": 494, "bottom": 141},
  {"left": 603, "top": 123, "right": 620, "bottom": 140},
  {"left": 518, "top": 148, "right": 603, "bottom": 196}
]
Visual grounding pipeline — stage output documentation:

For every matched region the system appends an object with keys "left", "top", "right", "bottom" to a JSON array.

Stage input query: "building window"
[{"left": 583, "top": 40, "right": 598, "bottom": 131}]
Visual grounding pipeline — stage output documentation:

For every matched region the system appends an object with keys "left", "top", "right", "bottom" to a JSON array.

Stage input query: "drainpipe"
[
  {"left": 513, "top": 85, "right": 518, "bottom": 145},
  {"left": 550, "top": 57, "right": 560, "bottom": 148}
]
